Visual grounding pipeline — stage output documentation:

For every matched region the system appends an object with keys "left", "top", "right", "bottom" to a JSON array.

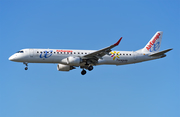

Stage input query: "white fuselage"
[{"left": 9, "top": 48, "right": 159, "bottom": 66}]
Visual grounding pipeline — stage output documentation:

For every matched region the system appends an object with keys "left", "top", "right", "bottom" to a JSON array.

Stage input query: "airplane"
[{"left": 9, "top": 31, "right": 172, "bottom": 75}]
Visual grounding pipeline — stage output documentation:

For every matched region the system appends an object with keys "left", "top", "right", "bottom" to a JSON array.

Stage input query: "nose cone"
[{"left": 9, "top": 55, "right": 15, "bottom": 61}]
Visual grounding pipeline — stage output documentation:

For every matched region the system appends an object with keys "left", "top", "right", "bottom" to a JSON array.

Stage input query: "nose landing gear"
[{"left": 23, "top": 62, "right": 28, "bottom": 70}]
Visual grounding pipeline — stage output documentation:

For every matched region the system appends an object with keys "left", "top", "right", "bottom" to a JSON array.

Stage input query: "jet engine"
[
  {"left": 57, "top": 64, "right": 75, "bottom": 71},
  {"left": 61, "top": 56, "right": 82, "bottom": 66}
]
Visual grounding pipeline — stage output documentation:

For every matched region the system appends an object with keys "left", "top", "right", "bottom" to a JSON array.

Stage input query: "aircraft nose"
[{"left": 9, "top": 55, "right": 15, "bottom": 61}]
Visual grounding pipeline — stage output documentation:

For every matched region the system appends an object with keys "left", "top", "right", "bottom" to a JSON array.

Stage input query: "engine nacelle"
[
  {"left": 61, "top": 56, "right": 81, "bottom": 66},
  {"left": 57, "top": 64, "right": 73, "bottom": 71}
]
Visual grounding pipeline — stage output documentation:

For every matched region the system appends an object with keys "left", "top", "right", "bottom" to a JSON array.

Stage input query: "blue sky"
[{"left": 0, "top": 0, "right": 180, "bottom": 117}]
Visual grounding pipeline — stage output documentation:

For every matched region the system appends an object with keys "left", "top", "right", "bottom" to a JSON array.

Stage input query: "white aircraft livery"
[{"left": 9, "top": 31, "right": 172, "bottom": 75}]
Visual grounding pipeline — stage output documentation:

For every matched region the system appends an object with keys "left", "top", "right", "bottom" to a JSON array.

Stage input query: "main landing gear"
[
  {"left": 81, "top": 65, "right": 94, "bottom": 75},
  {"left": 88, "top": 65, "right": 93, "bottom": 71},
  {"left": 81, "top": 69, "right": 86, "bottom": 75},
  {"left": 23, "top": 62, "right": 28, "bottom": 70}
]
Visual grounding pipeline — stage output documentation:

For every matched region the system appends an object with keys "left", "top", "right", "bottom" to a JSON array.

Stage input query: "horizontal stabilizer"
[{"left": 149, "top": 48, "right": 173, "bottom": 57}]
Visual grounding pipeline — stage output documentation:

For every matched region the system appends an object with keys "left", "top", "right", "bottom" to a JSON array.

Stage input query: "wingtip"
[{"left": 114, "top": 37, "right": 122, "bottom": 46}]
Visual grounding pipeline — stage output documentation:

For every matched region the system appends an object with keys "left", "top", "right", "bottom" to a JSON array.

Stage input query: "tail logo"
[
  {"left": 149, "top": 41, "right": 160, "bottom": 52},
  {"left": 146, "top": 33, "right": 161, "bottom": 51}
]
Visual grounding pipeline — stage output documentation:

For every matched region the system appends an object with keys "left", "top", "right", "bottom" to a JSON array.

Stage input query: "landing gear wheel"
[
  {"left": 88, "top": 65, "right": 93, "bottom": 71},
  {"left": 25, "top": 67, "right": 28, "bottom": 70},
  {"left": 81, "top": 69, "right": 86, "bottom": 75},
  {"left": 23, "top": 62, "right": 28, "bottom": 70}
]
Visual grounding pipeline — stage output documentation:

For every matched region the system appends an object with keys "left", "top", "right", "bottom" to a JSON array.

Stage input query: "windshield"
[{"left": 16, "top": 51, "right": 24, "bottom": 53}]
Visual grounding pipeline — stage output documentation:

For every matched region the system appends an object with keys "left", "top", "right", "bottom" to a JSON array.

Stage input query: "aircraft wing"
[{"left": 82, "top": 37, "right": 122, "bottom": 63}]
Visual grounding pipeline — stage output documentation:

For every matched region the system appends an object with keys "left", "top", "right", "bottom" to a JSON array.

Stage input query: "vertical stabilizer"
[{"left": 141, "top": 31, "right": 163, "bottom": 53}]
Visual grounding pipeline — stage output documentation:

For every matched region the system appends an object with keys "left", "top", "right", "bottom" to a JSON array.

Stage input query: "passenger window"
[
  {"left": 37, "top": 51, "right": 39, "bottom": 53},
  {"left": 126, "top": 54, "right": 128, "bottom": 55}
]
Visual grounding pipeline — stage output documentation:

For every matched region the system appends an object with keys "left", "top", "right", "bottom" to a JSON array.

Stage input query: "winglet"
[{"left": 114, "top": 37, "right": 122, "bottom": 46}]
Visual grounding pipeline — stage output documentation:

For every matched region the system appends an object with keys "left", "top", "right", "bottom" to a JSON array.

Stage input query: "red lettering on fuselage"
[
  {"left": 56, "top": 50, "right": 73, "bottom": 53},
  {"left": 146, "top": 33, "right": 161, "bottom": 51}
]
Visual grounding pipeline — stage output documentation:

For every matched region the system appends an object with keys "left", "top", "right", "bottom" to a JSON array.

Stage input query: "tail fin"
[{"left": 141, "top": 31, "right": 163, "bottom": 53}]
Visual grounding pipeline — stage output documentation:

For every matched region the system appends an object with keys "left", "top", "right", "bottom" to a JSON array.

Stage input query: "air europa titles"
[
  {"left": 146, "top": 33, "right": 161, "bottom": 51},
  {"left": 56, "top": 50, "right": 73, "bottom": 52}
]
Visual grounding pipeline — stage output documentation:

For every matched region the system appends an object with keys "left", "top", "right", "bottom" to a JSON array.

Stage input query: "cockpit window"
[{"left": 16, "top": 51, "right": 24, "bottom": 53}]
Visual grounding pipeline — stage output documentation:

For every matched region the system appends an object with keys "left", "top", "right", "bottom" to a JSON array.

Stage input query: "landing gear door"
[{"left": 29, "top": 49, "right": 34, "bottom": 57}]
